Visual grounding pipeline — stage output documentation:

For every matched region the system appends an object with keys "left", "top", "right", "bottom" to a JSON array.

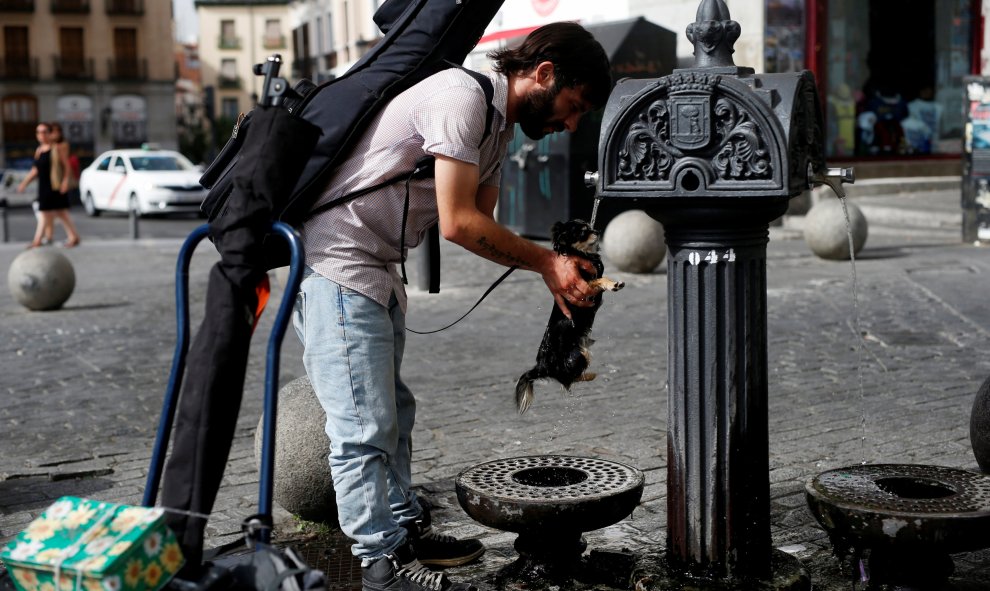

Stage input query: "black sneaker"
[
  {"left": 403, "top": 512, "right": 484, "bottom": 568},
  {"left": 362, "top": 543, "right": 477, "bottom": 591}
]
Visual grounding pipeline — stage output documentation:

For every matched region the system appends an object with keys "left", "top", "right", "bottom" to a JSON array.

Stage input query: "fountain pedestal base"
[{"left": 632, "top": 548, "right": 810, "bottom": 591}]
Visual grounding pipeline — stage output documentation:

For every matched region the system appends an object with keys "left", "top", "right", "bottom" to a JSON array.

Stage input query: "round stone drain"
[
  {"left": 456, "top": 455, "right": 644, "bottom": 586},
  {"left": 806, "top": 464, "right": 990, "bottom": 587}
]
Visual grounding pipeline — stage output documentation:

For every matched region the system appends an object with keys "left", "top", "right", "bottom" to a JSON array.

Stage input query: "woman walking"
[
  {"left": 47, "top": 122, "right": 82, "bottom": 247},
  {"left": 17, "top": 122, "right": 81, "bottom": 248}
]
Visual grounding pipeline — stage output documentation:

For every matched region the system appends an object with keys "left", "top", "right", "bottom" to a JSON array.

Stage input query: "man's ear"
[{"left": 534, "top": 61, "right": 556, "bottom": 88}]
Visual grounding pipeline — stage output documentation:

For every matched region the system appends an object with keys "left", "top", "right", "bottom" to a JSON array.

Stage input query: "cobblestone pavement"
[{"left": 1, "top": 188, "right": 989, "bottom": 590}]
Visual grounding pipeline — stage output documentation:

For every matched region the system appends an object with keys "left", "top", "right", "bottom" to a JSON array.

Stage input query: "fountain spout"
[{"left": 809, "top": 166, "right": 856, "bottom": 199}]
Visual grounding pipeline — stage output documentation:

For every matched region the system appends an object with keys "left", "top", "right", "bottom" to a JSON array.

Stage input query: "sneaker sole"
[{"left": 417, "top": 546, "right": 485, "bottom": 568}]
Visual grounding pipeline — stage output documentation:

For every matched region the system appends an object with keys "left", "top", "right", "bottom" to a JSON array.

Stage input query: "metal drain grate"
[
  {"left": 457, "top": 455, "right": 643, "bottom": 501},
  {"left": 810, "top": 464, "right": 990, "bottom": 514}
]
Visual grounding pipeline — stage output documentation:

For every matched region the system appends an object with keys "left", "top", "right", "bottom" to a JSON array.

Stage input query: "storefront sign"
[{"left": 961, "top": 77, "right": 990, "bottom": 243}]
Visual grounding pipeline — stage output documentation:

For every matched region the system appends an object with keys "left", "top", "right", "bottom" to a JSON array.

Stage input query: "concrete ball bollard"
[
  {"left": 255, "top": 376, "right": 338, "bottom": 525},
  {"left": 7, "top": 248, "right": 76, "bottom": 311},
  {"left": 602, "top": 210, "right": 666, "bottom": 274},
  {"left": 970, "top": 375, "right": 990, "bottom": 473},
  {"left": 803, "top": 198, "right": 868, "bottom": 260}
]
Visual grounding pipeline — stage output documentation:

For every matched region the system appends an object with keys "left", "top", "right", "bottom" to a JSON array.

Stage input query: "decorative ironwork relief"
[{"left": 616, "top": 76, "right": 773, "bottom": 183}]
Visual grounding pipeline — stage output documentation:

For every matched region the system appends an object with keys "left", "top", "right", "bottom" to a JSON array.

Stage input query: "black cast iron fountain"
[
  {"left": 585, "top": 0, "right": 851, "bottom": 588},
  {"left": 456, "top": 455, "right": 645, "bottom": 588}
]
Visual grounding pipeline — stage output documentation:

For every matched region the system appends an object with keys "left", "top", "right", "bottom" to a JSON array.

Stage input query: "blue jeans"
[{"left": 292, "top": 268, "right": 420, "bottom": 563}]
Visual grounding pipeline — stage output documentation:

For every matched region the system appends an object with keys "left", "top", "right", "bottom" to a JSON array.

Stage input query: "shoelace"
[{"left": 396, "top": 559, "right": 448, "bottom": 591}]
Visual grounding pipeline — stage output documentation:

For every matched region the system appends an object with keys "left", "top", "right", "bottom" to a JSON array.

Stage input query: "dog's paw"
[{"left": 589, "top": 277, "right": 624, "bottom": 292}]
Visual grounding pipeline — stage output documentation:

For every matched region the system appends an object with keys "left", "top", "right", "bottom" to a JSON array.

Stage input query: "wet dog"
[{"left": 515, "top": 219, "right": 624, "bottom": 414}]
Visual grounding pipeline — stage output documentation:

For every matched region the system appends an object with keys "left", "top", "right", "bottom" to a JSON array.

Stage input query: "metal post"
[
  {"left": 664, "top": 223, "right": 773, "bottom": 580},
  {"left": 129, "top": 208, "right": 139, "bottom": 239},
  {"left": 0, "top": 198, "right": 8, "bottom": 243},
  {"left": 417, "top": 223, "right": 441, "bottom": 293}
]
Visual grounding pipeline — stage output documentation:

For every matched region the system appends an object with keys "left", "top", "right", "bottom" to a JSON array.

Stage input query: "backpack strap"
[
  {"left": 302, "top": 68, "right": 497, "bottom": 292},
  {"left": 301, "top": 69, "right": 495, "bottom": 224},
  {"left": 406, "top": 67, "right": 495, "bottom": 291}
]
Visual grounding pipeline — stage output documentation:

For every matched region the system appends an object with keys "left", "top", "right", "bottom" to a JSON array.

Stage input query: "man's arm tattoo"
[{"left": 476, "top": 236, "right": 530, "bottom": 267}]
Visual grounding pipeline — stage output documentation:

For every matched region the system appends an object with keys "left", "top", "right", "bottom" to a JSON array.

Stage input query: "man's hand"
[
  {"left": 541, "top": 253, "right": 599, "bottom": 321},
  {"left": 432, "top": 155, "right": 598, "bottom": 320}
]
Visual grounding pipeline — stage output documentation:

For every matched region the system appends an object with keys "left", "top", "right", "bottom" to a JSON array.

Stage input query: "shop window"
[
  {"left": 823, "top": 0, "right": 972, "bottom": 157},
  {"left": 2, "top": 94, "right": 38, "bottom": 168},
  {"left": 765, "top": 0, "right": 805, "bottom": 73}
]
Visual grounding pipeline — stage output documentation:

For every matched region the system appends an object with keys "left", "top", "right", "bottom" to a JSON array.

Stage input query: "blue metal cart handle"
[{"left": 142, "top": 223, "right": 305, "bottom": 546}]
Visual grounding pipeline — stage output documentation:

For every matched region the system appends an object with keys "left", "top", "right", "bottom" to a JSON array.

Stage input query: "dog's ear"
[{"left": 550, "top": 221, "right": 564, "bottom": 237}]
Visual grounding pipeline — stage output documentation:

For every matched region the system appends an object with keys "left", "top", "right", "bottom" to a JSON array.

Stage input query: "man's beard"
[{"left": 517, "top": 85, "right": 562, "bottom": 140}]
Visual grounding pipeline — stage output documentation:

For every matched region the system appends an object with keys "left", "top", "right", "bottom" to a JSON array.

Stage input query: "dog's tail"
[{"left": 515, "top": 369, "right": 542, "bottom": 414}]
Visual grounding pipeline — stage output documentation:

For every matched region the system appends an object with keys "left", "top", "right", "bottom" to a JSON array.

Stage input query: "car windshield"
[{"left": 128, "top": 155, "right": 189, "bottom": 172}]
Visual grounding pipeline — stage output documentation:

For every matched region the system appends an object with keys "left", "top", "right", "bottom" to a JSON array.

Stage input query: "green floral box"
[{"left": 0, "top": 497, "right": 184, "bottom": 591}]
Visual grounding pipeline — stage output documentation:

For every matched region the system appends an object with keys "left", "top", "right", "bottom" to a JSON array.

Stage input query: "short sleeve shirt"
[{"left": 301, "top": 68, "right": 514, "bottom": 312}]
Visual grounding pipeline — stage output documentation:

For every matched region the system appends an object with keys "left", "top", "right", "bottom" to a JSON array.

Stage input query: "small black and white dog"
[{"left": 515, "top": 219, "right": 624, "bottom": 414}]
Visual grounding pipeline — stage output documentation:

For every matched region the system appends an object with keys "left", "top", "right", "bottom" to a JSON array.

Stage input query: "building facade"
[
  {"left": 0, "top": 0, "right": 177, "bottom": 169},
  {"left": 287, "top": 0, "right": 383, "bottom": 81},
  {"left": 195, "top": 0, "right": 292, "bottom": 124},
  {"left": 472, "top": 0, "right": 986, "bottom": 173},
  {"left": 234, "top": 0, "right": 988, "bottom": 174}
]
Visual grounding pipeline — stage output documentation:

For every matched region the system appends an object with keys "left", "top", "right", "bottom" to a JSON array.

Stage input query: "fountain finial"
[{"left": 686, "top": 0, "right": 741, "bottom": 69}]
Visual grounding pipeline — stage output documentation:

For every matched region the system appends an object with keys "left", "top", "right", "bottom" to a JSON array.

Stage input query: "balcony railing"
[
  {"left": 53, "top": 56, "right": 94, "bottom": 80},
  {"left": 217, "top": 76, "right": 242, "bottom": 89},
  {"left": 106, "top": 0, "right": 143, "bottom": 15},
  {"left": 0, "top": 58, "right": 38, "bottom": 80},
  {"left": 262, "top": 35, "right": 286, "bottom": 50},
  {"left": 219, "top": 37, "right": 241, "bottom": 50},
  {"left": 51, "top": 0, "right": 89, "bottom": 13},
  {"left": 107, "top": 57, "right": 147, "bottom": 81},
  {"left": 0, "top": 0, "right": 34, "bottom": 11}
]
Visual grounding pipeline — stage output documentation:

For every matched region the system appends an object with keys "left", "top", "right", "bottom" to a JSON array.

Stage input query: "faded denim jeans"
[{"left": 292, "top": 268, "right": 420, "bottom": 563}]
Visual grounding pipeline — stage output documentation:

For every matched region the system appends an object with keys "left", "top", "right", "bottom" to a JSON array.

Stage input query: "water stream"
[
  {"left": 837, "top": 195, "right": 868, "bottom": 465},
  {"left": 589, "top": 196, "right": 603, "bottom": 229}
]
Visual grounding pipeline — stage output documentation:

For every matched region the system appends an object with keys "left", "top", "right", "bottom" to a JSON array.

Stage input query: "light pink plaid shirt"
[{"left": 301, "top": 68, "right": 513, "bottom": 312}]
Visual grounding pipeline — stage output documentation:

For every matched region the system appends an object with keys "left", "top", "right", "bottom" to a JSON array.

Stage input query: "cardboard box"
[{"left": 0, "top": 497, "right": 184, "bottom": 591}]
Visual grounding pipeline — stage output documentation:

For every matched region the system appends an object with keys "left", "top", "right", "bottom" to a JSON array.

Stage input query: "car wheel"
[
  {"left": 128, "top": 193, "right": 142, "bottom": 218},
  {"left": 83, "top": 191, "right": 100, "bottom": 217}
]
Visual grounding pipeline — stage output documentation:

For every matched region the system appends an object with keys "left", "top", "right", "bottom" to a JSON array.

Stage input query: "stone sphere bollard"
[
  {"left": 803, "top": 198, "right": 868, "bottom": 260},
  {"left": 970, "top": 375, "right": 990, "bottom": 473},
  {"left": 602, "top": 210, "right": 666, "bottom": 273},
  {"left": 255, "top": 376, "right": 337, "bottom": 525},
  {"left": 7, "top": 248, "right": 76, "bottom": 311}
]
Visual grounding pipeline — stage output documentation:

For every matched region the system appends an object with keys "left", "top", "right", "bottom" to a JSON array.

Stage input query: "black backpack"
[{"left": 198, "top": 0, "right": 505, "bottom": 269}]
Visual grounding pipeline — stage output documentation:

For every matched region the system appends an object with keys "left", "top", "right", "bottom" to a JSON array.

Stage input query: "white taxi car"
[{"left": 79, "top": 148, "right": 206, "bottom": 217}]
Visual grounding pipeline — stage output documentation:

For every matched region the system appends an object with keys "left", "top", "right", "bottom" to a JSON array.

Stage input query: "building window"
[
  {"left": 111, "top": 28, "right": 143, "bottom": 80},
  {"left": 220, "top": 19, "right": 240, "bottom": 49},
  {"left": 221, "top": 97, "right": 239, "bottom": 120},
  {"left": 264, "top": 18, "right": 285, "bottom": 49},
  {"left": 821, "top": 0, "right": 972, "bottom": 157},
  {"left": 2, "top": 94, "right": 39, "bottom": 168},
  {"left": 2, "top": 26, "right": 33, "bottom": 80},
  {"left": 57, "top": 28, "right": 88, "bottom": 79},
  {"left": 219, "top": 58, "right": 240, "bottom": 88}
]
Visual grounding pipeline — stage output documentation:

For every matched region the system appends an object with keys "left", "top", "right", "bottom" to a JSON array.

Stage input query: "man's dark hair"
[{"left": 488, "top": 22, "right": 612, "bottom": 109}]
